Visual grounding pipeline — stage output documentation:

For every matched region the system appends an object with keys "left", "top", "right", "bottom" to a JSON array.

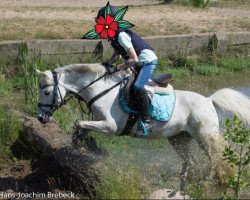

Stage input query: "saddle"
[
  {"left": 120, "top": 72, "right": 174, "bottom": 136},
  {"left": 125, "top": 73, "right": 173, "bottom": 104}
]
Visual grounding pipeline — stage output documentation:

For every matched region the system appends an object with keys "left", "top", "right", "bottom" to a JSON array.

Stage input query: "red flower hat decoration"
[
  {"left": 82, "top": 2, "right": 134, "bottom": 39},
  {"left": 95, "top": 14, "right": 118, "bottom": 39}
]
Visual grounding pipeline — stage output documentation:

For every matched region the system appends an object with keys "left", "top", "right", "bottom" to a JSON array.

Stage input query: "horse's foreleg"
[
  {"left": 72, "top": 120, "right": 116, "bottom": 153},
  {"left": 72, "top": 128, "right": 89, "bottom": 147},
  {"left": 75, "top": 119, "right": 117, "bottom": 135}
]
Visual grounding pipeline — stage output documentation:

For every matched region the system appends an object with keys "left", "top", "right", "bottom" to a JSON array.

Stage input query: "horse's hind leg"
[
  {"left": 169, "top": 132, "right": 192, "bottom": 189},
  {"left": 190, "top": 110, "right": 232, "bottom": 183}
]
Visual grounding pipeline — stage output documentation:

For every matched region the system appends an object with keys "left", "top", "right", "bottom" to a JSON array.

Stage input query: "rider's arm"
[
  {"left": 117, "top": 48, "right": 138, "bottom": 71},
  {"left": 116, "top": 32, "right": 139, "bottom": 71},
  {"left": 107, "top": 51, "right": 121, "bottom": 65}
]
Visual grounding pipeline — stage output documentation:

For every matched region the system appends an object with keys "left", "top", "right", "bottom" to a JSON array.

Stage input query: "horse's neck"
[{"left": 60, "top": 71, "right": 122, "bottom": 102}]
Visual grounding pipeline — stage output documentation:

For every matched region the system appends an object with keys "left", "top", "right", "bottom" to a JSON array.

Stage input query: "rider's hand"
[
  {"left": 101, "top": 61, "right": 119, "bottom": 74},
  {"left": 102, "top": 61, "right": 109, "bottom": 67},
  {"left": 107, "top": 67, "right": 119, "bottom": 74}
]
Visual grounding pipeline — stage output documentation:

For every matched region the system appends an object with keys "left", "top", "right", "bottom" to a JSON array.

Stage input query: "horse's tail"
[{"left": 209, "top": 88, "right": 250, "bottom": 124}]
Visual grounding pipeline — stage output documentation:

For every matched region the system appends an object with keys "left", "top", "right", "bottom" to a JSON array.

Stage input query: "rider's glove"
[
  {"left": 102, "top": 61, "right": 109, "bottom": 67},
  {"left": 102, "top": 61, "right": 119, "bottom": 74},
  {"left": 107, "top": 66, "right": 119, "bottom": 74}
]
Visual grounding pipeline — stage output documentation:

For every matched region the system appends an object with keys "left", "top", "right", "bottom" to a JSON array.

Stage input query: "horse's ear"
[{"left": 36, "top": 69, "right": 45, "bottom": 76}]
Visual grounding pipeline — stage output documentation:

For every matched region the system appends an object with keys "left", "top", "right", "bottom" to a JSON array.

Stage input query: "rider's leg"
[
  {"left": 133, "top": 60, "right": 157, "bottom": 133},
  {"left": 134, "top": 87, "right": 150, "bottom": 120}
]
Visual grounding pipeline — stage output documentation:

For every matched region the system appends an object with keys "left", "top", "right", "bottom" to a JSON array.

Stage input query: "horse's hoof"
[
  {"left": 71, "top": 129, "right": 88, "bottom": 148},
  {"left": 72, "top": 136, "right": 81, "bottom": 147},
  {"left": 73, "top": 121, "right": 82, "bottom": 130}
]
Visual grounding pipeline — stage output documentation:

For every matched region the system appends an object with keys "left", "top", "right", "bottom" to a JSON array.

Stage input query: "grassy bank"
[{"left": 158, "top": 52, "right": 250, "bottom": 77}]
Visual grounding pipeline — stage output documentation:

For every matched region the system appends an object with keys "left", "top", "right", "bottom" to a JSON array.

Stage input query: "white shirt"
[{"left": 117, "top": 32, "right": 157, "bottom": 65}]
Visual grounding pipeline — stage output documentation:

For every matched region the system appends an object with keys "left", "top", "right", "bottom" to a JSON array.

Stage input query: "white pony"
[{"left": 37, "top": 63, "right": 250, "bottom": 180}]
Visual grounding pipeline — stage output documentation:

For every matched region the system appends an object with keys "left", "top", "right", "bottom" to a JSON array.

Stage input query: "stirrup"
[{"left": 136, "top": 119, "right": 152, "bottom": 136}]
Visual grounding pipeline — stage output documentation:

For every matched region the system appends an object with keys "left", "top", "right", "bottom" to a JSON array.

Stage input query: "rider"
[{"left": 88, "top": 3, "right": 158, "bottom": 135}]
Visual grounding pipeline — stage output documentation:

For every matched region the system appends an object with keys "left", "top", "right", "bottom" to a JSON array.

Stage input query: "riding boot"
[{"left": 133, "top": 88, "right": 152, "bottom": 136}]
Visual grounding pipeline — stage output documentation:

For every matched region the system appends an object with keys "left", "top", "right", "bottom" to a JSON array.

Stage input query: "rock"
[{"left": 148, "top": 189, "right": 191, "bottom": 199}]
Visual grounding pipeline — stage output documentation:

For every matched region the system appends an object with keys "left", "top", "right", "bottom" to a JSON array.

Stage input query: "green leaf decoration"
[
  {"left": 82, "top": 29, "right": 99, "bottom": 39},
  {"left": 104, "top": 1, "right": 111, "bottom": 19},
  {"left": 114, "top": 6, "right": 128, "bottom": 21},
  {"left": 118, "top": 20, "right": 135, "bottom": 29}
]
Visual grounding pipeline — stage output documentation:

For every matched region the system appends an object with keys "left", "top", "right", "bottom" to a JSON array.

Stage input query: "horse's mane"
[
  {"left": 56, "top": 63, "right": 129, "bottom": 81},
  {"left": 56, "top": 63, "right": 106, "bottom": 75}
]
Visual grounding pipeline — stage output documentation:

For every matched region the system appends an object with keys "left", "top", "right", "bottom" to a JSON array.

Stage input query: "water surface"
[{"left": 173, "top": 69, "right": 250, "bottom": 96}]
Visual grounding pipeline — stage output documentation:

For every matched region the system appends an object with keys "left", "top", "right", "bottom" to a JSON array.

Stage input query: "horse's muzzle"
[{"left": 38, "top": 113, "right": 50, "bottom": 124}]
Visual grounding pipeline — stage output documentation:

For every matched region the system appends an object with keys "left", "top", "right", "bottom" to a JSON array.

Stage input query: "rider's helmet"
[
  {"left": 96, "top": 5, "right": 119, "bottom": 19},
  {"left": 82, "top": 3, "right": 134, "bottom": 40}
]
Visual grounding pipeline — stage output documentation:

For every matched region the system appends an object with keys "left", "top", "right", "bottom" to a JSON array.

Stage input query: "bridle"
[
  {"left": 38, "top": 67, "right": 130, "bottom": 117},
  {"left": 38, "top": 71, "right": 65, "bottom": 116}
]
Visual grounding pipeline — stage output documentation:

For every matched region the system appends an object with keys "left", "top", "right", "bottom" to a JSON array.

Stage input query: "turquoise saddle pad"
[{"left": 119, "top": 88, "right": 176, "bottom": 122}]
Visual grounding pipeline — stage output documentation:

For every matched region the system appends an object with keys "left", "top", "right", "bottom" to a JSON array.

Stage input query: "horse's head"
[{"left": 36, "top": 69, "right": 66, "bottom": 124}]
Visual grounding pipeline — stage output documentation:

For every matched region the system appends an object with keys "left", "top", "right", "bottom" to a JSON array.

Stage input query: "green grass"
[
  {"left": 90, "top": 132, "right": 167, "bottom": 157},
  {"left": 174, "top": 0, "right": 210, "bottom": 8},
  {"left": 195, "top": 64, "right": 228, "bottom": 75},
  {"left": 218, "top": 56, "right": 250, "bottom": 72},
  {"left": 185, "top": 183, "right": 204, "bottom": 199},
  {"left": 0, "top": 104, "right": 37, "bottom": 167},
  {"left": 0, "top": 104, "right": 27, "bottom": 165},
  {"left": 157, "top": 52, "right": 250, "bottom": 77},
  {"left": 0, "top": 105, "right": 21, "bottom": 163},
  {"left": 95, "top": 164, "right": 149, "bottom": 199},
  {"left": 211, "top": 0, "right": 250, "bottom": 9},
  {"left": 0, "top": 73, "right": 12, "bottom": 97}
]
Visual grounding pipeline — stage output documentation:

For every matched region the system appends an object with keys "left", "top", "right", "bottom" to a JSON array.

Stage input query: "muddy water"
[{"left": 173, "top": 69, "right": 250, "bottom": 96}]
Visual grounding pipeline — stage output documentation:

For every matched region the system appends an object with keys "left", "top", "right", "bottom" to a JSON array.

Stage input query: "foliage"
[
  {"left": 189, "top": 0, "right": 210, "bottom": 8},
  {"left": 0, "top": 104, "right": 37, "bottom": 165},
  {"left": 174, "top": 0, "right": 210, "bottom": 8},
  {"left": 185, "top": 183, "right": 204, "bottom": 199},
  {"left": 195, "top": 64, "right": 228, "bottom": 76},
  {"left": 222, "top": 115, "right": 250, "bottom": 199},
  {"left": 0, "top": 72, "right": 12, "bottom": 97},
  {"left": 165, "top": 51, "right": 250, "bottom": 76},
  {"left": 208, "top": 33, "right": 218, "bottom": 54},
  {"left": 17, "top": 43, "right": 47, "bottom": 115},
  {"left": 169, "top": 52, "right": 197, "bottom": 70},
  {"left": 218, "top": 56, "right": 250, "bottom": 72},
  {"left": 0, "top": 105, "right": 21, "bottom": 163}
]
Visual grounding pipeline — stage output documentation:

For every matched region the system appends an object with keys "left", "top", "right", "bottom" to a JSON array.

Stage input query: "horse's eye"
[{"left": 45, "top": 91, "right": 50, "bottom": 96}]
